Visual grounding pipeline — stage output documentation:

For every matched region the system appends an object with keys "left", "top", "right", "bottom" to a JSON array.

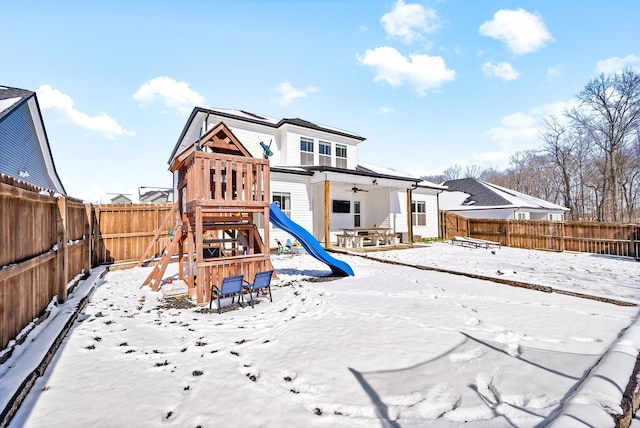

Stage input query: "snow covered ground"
[{"left": 5, "top": 242, "right": 640, "bottom": 427}]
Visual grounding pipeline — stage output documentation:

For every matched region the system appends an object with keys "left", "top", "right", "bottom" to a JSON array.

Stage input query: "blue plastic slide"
[{"left": 269, "top": 203, "right": 354, "bottom": 276}]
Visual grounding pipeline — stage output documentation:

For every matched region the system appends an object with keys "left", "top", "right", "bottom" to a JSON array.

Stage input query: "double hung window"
[
  {"left": 300, "top": 137, "right": 314, "bottom": 165},
  {"left": 335, "top": 144, "right": 347, "bottom": 168},
  {"left": 411, "top": 201, "right": 426, "bottom": 226},
  {"left": 319, "top": 141, "right": 331, "bottom": 166}
]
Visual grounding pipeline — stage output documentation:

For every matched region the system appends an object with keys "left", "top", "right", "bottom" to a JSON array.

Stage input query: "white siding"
[
  {"left": 269, "top": 173, "right": 313, "bottom": 248},
  {"left": 204, "top": 117, "right": 284, "bottom": 164},
  {"left": 412, "top": 192, "right": 440, "bottom": 239},
  {"left": 365, "top": 187, "right": 391, "bottom": 228},
  {"left": 392, "top": 190, "right": 409, "bottom": 235}
]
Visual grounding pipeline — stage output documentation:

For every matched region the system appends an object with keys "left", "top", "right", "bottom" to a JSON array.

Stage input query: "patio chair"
[
  {"left": 210, "top": 274, "right": 245, "bottom": 314},
  {"left": 243, "top": 270, "right": 274, "bottom": 308}
]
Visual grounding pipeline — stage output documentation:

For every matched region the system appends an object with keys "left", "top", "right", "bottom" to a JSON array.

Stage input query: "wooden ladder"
[
  {"left": 137, "top": 201, "right": 181, "bottom": 268},
  {"left": 142, "top": 227, "right": 183, "bottom": 290}
]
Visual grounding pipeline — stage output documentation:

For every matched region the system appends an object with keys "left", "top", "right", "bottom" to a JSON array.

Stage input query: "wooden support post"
[
  {"left": 195, "top": 206, "right": 204, "bottom": 304},
  {"left": 324, "top": 181, "right": 330, "bottom": 248},
  {"left": 406, "top": 189, "right": 413, "bottom": 244},
  {"left": 56, "top": 196, "right": 68, "bottom": 303},
  {"left": 263, "top": 205, "right": 270, "bottom": 254}
]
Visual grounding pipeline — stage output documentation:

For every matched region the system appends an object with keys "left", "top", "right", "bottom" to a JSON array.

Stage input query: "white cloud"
[
  {"left": 546, "top": 65, "right": 565, "bottom": 81},
  {"left": 378, "top": 107, "right": 394, "bottom": 114},
  {"left": 36, "top": 85, "right": 134, "bottom": 139},
  {"left": 595, "top": 54, "right": 640, "bottom": 74},
  {"left": 133, "top": 76, "right": 205, "bottom": 116},
  {"left": 380, "top": 0, "right": 441, "bottom": 45},
  {"left": 479, "top": 100, "right": 576, "bottom": 168},
  {"left": 479, "top": 8, "right": 553, "bottom": 55},
  {"left": 482, "top": 61, "right": 520, "bottom": 80},
  {"left": 358, "top": 46, "right": 456, "bottom": 96},
  {"left": 273, "top": 82, "right": 319, "bottom": 106}
]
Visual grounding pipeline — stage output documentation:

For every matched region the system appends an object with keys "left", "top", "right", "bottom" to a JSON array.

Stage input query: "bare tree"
[
  {"left": 443, "top": 164, "right": 463, "bottom": 181},
  {"left": 567, "top": 69, "right": 640, "bottom": 221},
  {"left": 463, "top": 164, "right": 483, "bottom": 179},
  {"left": 540, "top": 116, "right": 577, "bottom": 219}
]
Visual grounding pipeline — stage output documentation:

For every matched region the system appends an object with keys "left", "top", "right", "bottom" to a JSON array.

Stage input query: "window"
[
  {"left": 336, "top": 144, "right": 347, "bottom": 168},
  {"left": 354, "top": 201, "right": 361, "bottom": 227},
  {"left": 332, "top": 200, "right": 350, "bottom": 213},
  {"left": 300, "top": 137, "right": 314, "bottom": 165},
  {"left": 319, "top": 141, "right": 331, "bottom": 166},
  {"left": 516, "top": 212, "right": 527, "bottom": 220},
  {"left": 411, "top": 201, "right": 426, "bottom": 226},
  {"left": 272, "top": 192, "right": 291, "bottom": 218}
]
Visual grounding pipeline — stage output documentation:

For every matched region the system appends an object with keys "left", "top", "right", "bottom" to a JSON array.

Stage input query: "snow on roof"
[
  {"left": 483, "top": 181, "right": 569, "bottom": 211},
  {"left": 357, "top": 161, "right": 412, "bottom": 178},
  {"left": 209, "top": 108, "right": 280, "bottom": 126},
  {"left": 441, "top": 178, "right": 568, "bottom": 211},
  {"left": 0, "top": 96, "right": 21, "bottom": 116}
]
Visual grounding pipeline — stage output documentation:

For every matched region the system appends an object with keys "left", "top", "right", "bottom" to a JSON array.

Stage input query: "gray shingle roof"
[{"left": 442, "top": 178, "right": 511, "bottom": 206}]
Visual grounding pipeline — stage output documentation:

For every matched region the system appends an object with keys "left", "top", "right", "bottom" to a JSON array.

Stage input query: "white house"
[
  {"left": 0, "top": 86, "right": 66, "bottom": 194},
  {"left": 169, "top": 108, "right": 445, "bottom": 247},
  {"left": 439, "top": 178, "right": 569, "bottom": 221}
]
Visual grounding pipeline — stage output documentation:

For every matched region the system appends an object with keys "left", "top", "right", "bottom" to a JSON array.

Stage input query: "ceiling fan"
[{"left": 352, "top": 185, "right": 369, "bottom": 194}]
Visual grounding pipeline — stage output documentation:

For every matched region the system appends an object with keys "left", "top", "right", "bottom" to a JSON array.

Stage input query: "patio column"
[
  {"left": 406, "top": 188, "right": 413, "bottom": 244},
  {"left": 324, "top": 181, "right": 330, "bottom": 248}
]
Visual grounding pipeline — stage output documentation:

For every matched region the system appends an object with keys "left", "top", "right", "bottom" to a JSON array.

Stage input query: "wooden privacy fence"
[
  {"left": 93, "top": 203, "right": 175, "bottom": 264},
  {"left": 0, "top": 174, "right": 175, "bottom": 350},
  {"left": 440, "top": 211, "right": 640, "bottom": 259},
  {"left": 0, "top": 176, "right": 91, "bottom": 350}
]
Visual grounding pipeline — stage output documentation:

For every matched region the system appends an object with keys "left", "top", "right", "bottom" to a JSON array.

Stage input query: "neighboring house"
[
  {"left": 0, "top": 85, "right": 66, "bottom": 194},
  {"left": 439, "top": 178, "right": 569, "bottom": 221},
  {"left": 110, "top": 194, "right": 133, "bottom": 204},
  {"left": 169, "top": 108, "right": 445, "bottom": 246},
  {"left": 139, "top": 189, "right": 173, "bottom": 204}
]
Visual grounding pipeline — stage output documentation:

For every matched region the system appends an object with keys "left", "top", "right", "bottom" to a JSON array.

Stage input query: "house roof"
[
  {"left": 440, "top": 178, "right": 569, "bottom": 211},
  {"left": 270, "top": 162, "right": 446, "bottom": 191},
  {"left": 0, "top": 85, "right": 66, "bottom": 195},
  {"left": 0, "top": 86, "right": 32, "bottom": 120},
  {"left": 169, "top": 107, "right": 365, "bottom": 164}
]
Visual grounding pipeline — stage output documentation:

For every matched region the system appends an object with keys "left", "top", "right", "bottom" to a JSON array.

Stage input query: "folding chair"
[
  {"left": 243, "top": 270, "right": 274, "bottom": 308},
  {"left": 276, "top": 239, "right": 290, "bottom": 254},
  {"left": 210, "top": 275, "right": 245, "bottom": 314}
]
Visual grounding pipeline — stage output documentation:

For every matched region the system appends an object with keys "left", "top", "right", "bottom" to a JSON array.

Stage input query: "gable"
[
  {"left": 199, "top": 121, "right": 252, "bottom": 157},
  {"left": 443, "top": 178, "right": 511, "bottom": 207},
  {"left": 0, "top": 86, "right": 66, "bottom": 194}
]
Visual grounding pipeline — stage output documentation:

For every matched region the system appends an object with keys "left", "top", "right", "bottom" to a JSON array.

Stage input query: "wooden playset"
[{"left": 139, "top": 121, "right": 274, "bottom": 305}]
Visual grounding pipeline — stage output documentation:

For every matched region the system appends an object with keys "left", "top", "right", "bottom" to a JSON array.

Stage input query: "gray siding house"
[
  {"left": 0, "top": 86, "right": 65, "bottom": 194},
  {"left": 439, "top": 178, "right": 569, "bottom": 221}
]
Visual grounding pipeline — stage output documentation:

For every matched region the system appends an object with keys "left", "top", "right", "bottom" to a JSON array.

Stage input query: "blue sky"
[{"left": 3, "top": 0, "right": 640, "bottom": 202}]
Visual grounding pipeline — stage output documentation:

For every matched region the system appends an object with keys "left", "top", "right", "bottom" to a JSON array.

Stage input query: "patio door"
[{"left": 354, "top": 201, "right": 361, "bottom": 227}]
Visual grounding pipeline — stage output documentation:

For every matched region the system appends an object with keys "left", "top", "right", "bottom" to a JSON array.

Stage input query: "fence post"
[
  {"left": 56, "top": 196, "right": 68, "bottom": 303},
  {"left": 505, "top": 219, "right": 511, "bottom": 247},
  {"left": 92, "top": 205, "right": 100, "bottom": 265},
  {"left": 560, "top": 222, "right": 565, "bottom": 252},
  {"left": 84, "top": 203, "right": 93, "bottom": 272},
  {"left": 633, "top": 225, "right": 639, "bottom": 261}
]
